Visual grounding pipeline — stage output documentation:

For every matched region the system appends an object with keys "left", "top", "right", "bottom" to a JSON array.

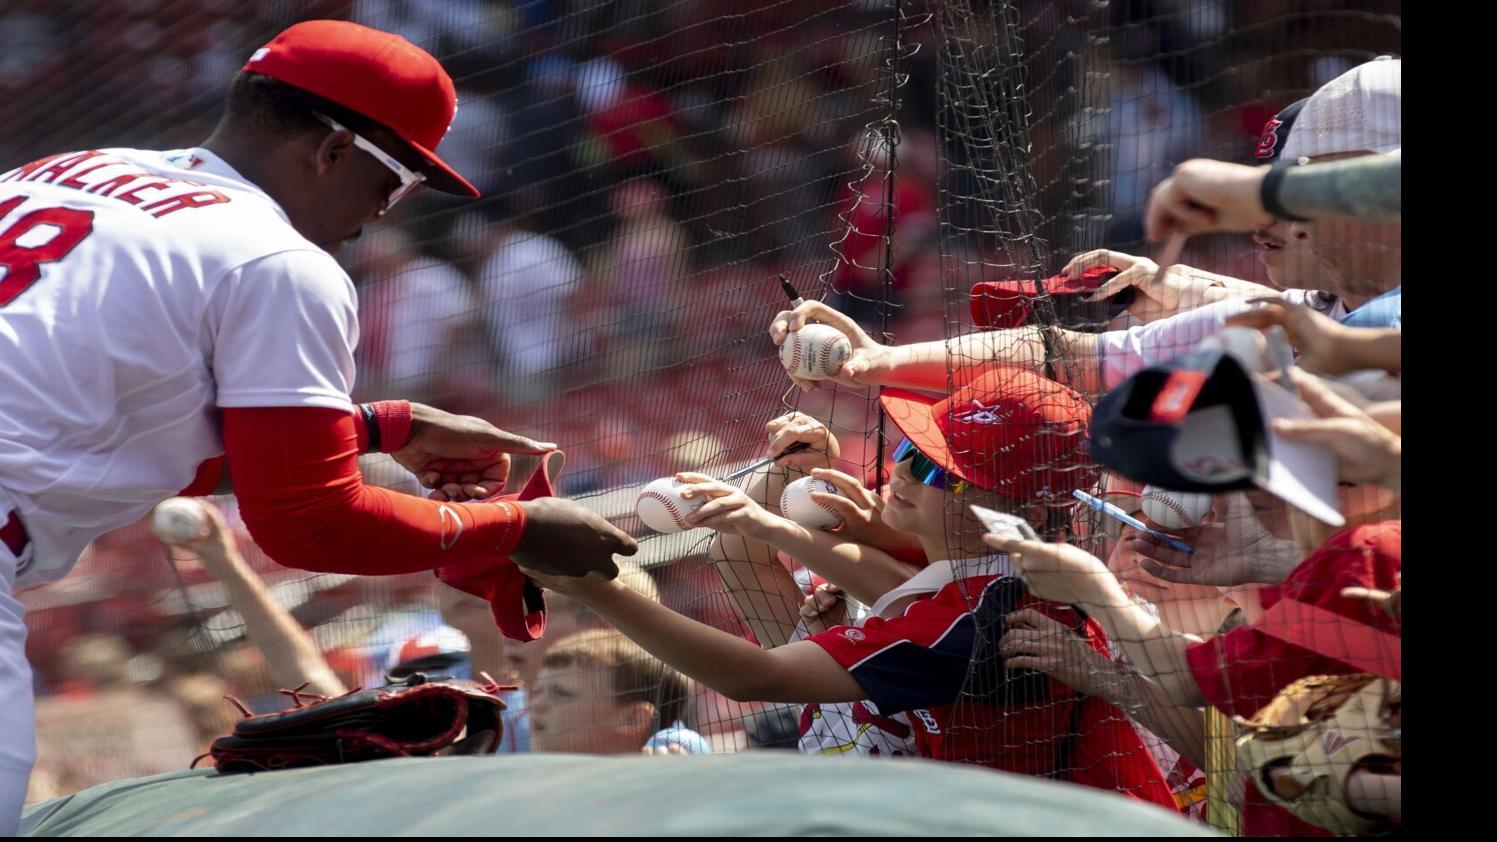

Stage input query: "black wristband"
[
  {"left": 359, "top": 402, "right": 381, "bottom": 452},
  {"left": 1261, "top": 160, "right": 1311, "bottom": 222}
]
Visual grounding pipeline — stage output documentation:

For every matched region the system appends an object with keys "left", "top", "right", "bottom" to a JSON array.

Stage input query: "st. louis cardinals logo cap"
[
  {"left": 879, "top": 367, "right": 1095, "bottom": 503},
  {"left": 1089, "top": 349, "right": 1345, "bottom": 526},
  {"left": 1253, "top": 97, "right": 1307, "bottom": 163},
  {"left": 244, "top": 19, "right": 480, "bottom": 198}
]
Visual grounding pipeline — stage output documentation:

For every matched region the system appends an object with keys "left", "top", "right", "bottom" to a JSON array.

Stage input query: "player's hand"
[
  {"left": 1224, "top": 299, "right": 1358, "bottom": 376},
  {"left": 676, "top": 472, "right": 779, "bottom": 540},
  {"left": 393, "top": 403, "right": 556, "bottom": 501},
  {"left": 807, "top": 468, "right": 924, "bottom": 557},
  {"left": 1145, "top": 159, "right": 1273, "bottom": 241},
  {"left": 1127, "top": 492, "right": 1301, "bottom": 587},
  {"left": 522, "top": 565, "right": 615, "bottom": 597},
  {"left": 999, "top": 608, "right": 1109, "bottom": 695},
  {"left": 983, "top": 535, "right": 1120, "bottom": 608},
  {"left": 767, "top": 301, "right": 889, "bottom": 392},
  {"left": 1272, "top": 369, "right": 1401, "bottom": 489},
  {"left": 511, "top": 497, "right": 634, "bottom": 580},
  {"left": 799, "top": 582, "right": 848, "bottom": 635},
  {"left": 765, "top": 413, "right": 840, "bottom": 470}
]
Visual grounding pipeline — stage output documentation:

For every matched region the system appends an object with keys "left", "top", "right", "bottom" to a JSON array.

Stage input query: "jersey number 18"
[{"left": 0, "top": 195, "right": 96, "bottom": 308}]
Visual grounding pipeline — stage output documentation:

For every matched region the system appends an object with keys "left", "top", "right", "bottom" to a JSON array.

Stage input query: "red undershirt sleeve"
[{"left": 221, "top": 405, "right": 526, "bottom": 575}]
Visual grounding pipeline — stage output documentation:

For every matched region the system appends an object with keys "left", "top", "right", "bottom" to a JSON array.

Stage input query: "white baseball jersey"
[{"left": 0, "top": 147, "right": 358, "bottom": 586}]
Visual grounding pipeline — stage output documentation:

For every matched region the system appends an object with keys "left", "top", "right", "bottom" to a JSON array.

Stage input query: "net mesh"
[{"left": 4, "top": 0, "right": 1399, "bottom": 827}]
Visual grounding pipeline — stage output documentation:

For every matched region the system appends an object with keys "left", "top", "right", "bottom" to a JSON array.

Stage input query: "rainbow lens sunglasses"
[{"left": 893, "top": 437, "right": 969, "bottom": 494}]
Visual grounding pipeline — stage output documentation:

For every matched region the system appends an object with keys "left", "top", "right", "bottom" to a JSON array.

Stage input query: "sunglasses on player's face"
[
  {"left": 315, "top": 113, "right": 426, "bottom": 217},
  {"left": 893, "top": 437, "right": 969, "bottom": 495}
]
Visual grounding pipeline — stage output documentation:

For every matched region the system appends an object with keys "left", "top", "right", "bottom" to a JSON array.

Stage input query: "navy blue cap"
[
  {"left": 1089, "top": 350, "right": 1266, "bottom": 493},
  {"left": 1254, "top": 97, "right": 1308, "bottom": 163},
  {"left": 1089, "top": 348, "right": 1346, "bottom": 526}
]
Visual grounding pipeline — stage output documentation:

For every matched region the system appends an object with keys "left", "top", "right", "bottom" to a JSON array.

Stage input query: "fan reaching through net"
[{"left": 4, "top": 0, "right": 1400, "bottom": 835}]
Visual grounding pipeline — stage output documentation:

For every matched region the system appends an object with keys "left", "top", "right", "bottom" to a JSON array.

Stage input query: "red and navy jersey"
[{"left": 809, "top": 575, "right": 1177, "bottom": 810}]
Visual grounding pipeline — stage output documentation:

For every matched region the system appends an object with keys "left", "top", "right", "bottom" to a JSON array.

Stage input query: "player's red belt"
[{"left": 1, "top": 510, "right": 29, "bottom": 557}]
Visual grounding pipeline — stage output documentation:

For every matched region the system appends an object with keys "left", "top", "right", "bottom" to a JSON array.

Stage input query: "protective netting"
[{"left": 5, "top": 0, "right": 1399, "bottom": 832}]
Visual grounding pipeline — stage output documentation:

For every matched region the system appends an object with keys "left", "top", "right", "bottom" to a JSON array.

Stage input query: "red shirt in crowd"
[{"left": 1186, "top": 521, "right": 1401, "bottom": 836}]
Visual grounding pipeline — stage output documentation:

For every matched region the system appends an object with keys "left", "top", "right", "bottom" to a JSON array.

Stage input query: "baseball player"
[{"left": 0, "top": 20, "right": 635, "bottom": 830}]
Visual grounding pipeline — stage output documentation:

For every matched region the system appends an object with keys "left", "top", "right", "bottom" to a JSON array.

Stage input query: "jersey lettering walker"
[{"left": 0, "top": 147, "right": 358, "bottom": 585}]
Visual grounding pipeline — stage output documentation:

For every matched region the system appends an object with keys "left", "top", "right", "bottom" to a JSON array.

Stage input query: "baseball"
[
  {"left": 151, "top": 497, "right": 209, "bottom": 544},
  {"left": 1141, "top": 485, "right": 1213, "bottom": 530},
  {"left": 779, "top": 324, "right": 852, "bottom": 380},
  {"left": 635, "top": 478, "right": 705, "bottom": 534},
  {"left": 779, "top": 476, "right": 845, "bottom": 531}
]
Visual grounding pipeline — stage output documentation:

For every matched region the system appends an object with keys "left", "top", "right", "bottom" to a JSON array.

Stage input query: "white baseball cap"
[{"left": 1280, "top": 57, "right": 1400, "bottom": 161}]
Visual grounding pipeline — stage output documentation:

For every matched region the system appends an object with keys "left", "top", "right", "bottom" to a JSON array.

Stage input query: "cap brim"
[
  {"left": 878, "top": 388, "right": 969, "bottom": 483},
  {"left": 1165, "top": 379, "right": 1344, "bottom": 526},
  {"left": 410, "top": 138, "right": 480, "bottom": 198},
  {"left": 1252, "top": 379, "right": 1346, "bottom": 527}
]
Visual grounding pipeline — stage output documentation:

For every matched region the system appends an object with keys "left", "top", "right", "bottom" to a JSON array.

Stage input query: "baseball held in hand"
[
  {"left": 779, "top": 476, "right": 845, "bottom": 531},
  {"left": 635, "top": 478, "right": 705, "bottom": 534},
  {"left": 151, "top": 497, "right": 209, "bottom": 544},
  {"left": 1141, "top": 485, "right": 1213, "bottom": 530},
  {"left": 779, "top": 324, "right": 852, "bottom": 380}
]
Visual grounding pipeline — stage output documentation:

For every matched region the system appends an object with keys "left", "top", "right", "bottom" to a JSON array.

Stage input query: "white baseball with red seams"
[
  {"left": 151, "top": 497, "right": 209, "bottom": 544},
  {"left": 779, "top": 324, "right": 852, "bottom": 380},
  {"left": 779, "top": 476, "right": 845, "bottom": 530},
  {"left": 635, "top": 478, "right": 705, "bottom": 534},
  {"left": 1141, "top": 485, "right": 1213, "bottom": 530}
]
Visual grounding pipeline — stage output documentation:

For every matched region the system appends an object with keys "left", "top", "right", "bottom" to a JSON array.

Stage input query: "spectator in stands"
[
  {"left": 592, "top": 179, "right": 690, "bottom": 377},
  {"left": 1072, "top": 46, "right": 1204, "bottom": 246},
  {"left": 350, "top": 228, "right": 477, "bottom": 404},
  {"left": 472, "top": 213, "right": 586, "bottom": 399},
  {"left": 770, "top": 59, "right": 1402, "bottom": 399},
  {"left": 529, "top": 629, "right": 706, "bottom": 755},
  {"left": 438, "top": 559, "right": 664, "bottom": 754},
  {"left": 1060, "top": 97, "right": 1310, "bottom": 327},
  {"left": 989, "top": 347, "right": 1400, "bottom": 834},
  {"left": 521, "top": 371, "right": 1178, "bottom": 808}
]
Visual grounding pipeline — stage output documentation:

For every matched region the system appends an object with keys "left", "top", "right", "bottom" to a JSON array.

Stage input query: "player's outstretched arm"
[
  {"left": 222, "top": 406, "right": 635, "bottom": 581},
  {"left": 527, "top": 570, "right": 865, "bottom": 704}
]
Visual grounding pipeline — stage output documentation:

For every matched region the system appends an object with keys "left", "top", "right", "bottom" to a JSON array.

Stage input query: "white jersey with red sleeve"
[{"left": 0, "top": 147, "right": 359, "bottom": 586}]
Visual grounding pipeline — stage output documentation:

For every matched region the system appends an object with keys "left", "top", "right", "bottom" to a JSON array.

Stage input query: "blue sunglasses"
[{"left": 893, "top": 438, "right": 969, "bottom": 494}]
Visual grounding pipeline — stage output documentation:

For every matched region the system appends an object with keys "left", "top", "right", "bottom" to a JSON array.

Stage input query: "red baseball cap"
[
  {"left": 969, "top": 266, "right": 1120, "bottom": 330},
  {"left": 243, "top": 20, "right": 479, "bottom": 198},
  {"left": 879, "top": 367, "right": 1096, "bottom": 504}
]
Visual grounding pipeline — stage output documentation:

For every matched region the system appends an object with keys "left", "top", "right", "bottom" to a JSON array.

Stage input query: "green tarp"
[{"left": 23, "top": 753, "right": 1218, "bottom": 836}]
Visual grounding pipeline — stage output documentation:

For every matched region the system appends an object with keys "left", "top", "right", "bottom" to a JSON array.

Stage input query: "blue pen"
[{"left": 1072, "top": 490, "right": 1196, "bottom": 555}]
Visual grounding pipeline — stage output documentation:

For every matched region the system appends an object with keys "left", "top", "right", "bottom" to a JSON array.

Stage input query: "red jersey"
[
  {"left": 1186, "top": 521, "right": 1401, "bottom": 836},
  {"left": 809, "top": 574, "right": 1177, "bottom": 811}
]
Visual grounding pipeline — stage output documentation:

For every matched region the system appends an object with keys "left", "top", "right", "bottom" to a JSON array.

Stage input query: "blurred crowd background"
[{"left": 4, "top": 0, "right": 1398, "bottom": 801}]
